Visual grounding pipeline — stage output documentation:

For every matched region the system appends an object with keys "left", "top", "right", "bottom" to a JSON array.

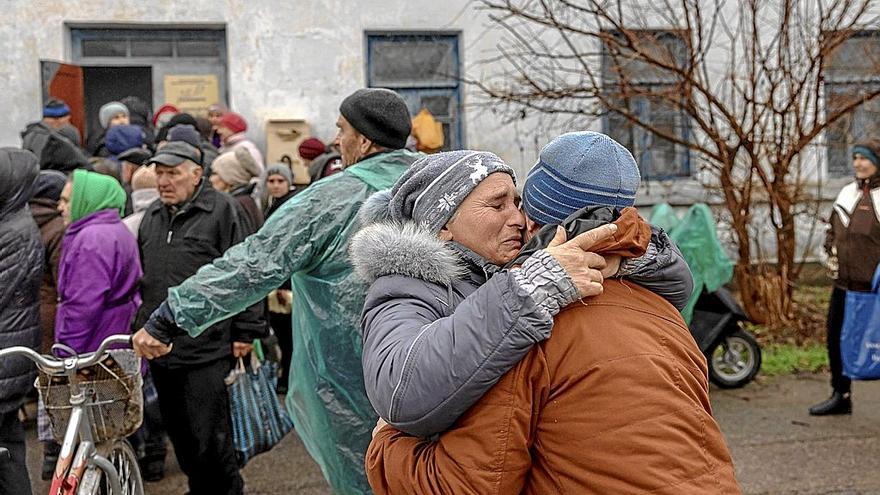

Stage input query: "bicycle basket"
[{"left": 37, "top": 349, "right": 143, "bottom": 443}]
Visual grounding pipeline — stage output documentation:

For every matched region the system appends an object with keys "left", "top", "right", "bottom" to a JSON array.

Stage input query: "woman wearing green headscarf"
[{"left": 55, "top": 169, "right": 142, "bottom": 354}]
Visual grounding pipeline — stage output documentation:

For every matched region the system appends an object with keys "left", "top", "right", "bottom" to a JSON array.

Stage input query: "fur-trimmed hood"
[
  {"left": 358, "top": 188, "right": 394, "bottom": 227},
  {"left": 350, "top": 220, "right": 468, "bottom": 286},
  {"left": 351, "top": 189, "right": 483, "bottom": 285}
]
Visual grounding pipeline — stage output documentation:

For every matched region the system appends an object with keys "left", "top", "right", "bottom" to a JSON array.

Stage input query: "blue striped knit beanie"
[{"left": 522, "top": 131, "right": 640, "bottom": 226}]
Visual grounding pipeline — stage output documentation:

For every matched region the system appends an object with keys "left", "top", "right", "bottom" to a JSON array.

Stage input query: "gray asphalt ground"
[
  {"left": 23, "top": 373, "right": 880, "bottom": 494},
  {"left": 714, "top": 373, "right": 880, "bottom": 495}
]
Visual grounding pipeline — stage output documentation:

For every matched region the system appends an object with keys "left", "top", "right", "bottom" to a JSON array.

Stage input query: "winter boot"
[
  {"left": 140, "top": 455, "right": 166, "bottom": 482},
  {"left": 809, "top": 391, "right": 852, "bottom": 416},
  {"left": 41, "top": 441, "right": 61, "bottom": 481}
]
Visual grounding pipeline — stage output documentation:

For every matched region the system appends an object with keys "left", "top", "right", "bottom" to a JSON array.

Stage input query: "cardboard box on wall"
[{"left": 265, "top": 119, "right": 312, "bottom": 185}]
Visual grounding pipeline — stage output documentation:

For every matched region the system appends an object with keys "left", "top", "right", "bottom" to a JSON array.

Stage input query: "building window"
[
  {"left": 366, "top": 33, "right": 463, "bottom": 151},
  {"left": 72, "top": 28, "right": 226, "bottom": 61},
  {"left": 601, "top": 30, "right": 691, "bottom": 180},
  {"left": 824, "top": 31, "right": 880, "bottom": 178}
]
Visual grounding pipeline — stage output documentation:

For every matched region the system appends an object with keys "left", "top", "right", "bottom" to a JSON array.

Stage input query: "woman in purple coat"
[{"left": 56, "top": 169, "right": 142, "bottom": 354}]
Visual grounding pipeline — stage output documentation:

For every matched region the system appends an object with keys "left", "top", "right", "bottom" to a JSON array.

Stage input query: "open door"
[{"left": 40, "top": 60, "right": 86, "bottom": 140}]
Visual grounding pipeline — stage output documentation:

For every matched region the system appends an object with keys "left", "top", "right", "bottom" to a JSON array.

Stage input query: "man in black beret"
[{"left": 337, "top": 88, "right": 413, "bottom": 166}]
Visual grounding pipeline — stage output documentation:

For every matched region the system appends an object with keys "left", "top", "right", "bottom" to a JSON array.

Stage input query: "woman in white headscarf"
[{"left": 209, "top": 148, "right": 264, "bottom": 233}]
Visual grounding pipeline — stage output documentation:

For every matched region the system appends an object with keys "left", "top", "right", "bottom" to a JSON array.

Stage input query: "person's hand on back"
[{"left": 544, "top": 224, "right": 618, "bottom": 298}]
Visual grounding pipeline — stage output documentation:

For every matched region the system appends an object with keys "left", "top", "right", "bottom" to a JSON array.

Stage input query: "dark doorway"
[{"left": 82, "top": 66, "right": 152, "bottom": 145}]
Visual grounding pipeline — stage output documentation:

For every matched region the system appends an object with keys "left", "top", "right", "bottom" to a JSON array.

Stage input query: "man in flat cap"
[{"left": 134, "top": 140, "right": 266, "bottom": 494}]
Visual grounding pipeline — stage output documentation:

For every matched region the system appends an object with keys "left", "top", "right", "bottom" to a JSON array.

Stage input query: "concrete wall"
[{"left": 0, "top": 0, "right": 560, "bottom": 179}]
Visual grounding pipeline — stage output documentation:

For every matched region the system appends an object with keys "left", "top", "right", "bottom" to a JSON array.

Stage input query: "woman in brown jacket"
[
  {"left": 27, "top": 169, "right": 67, "bottom": 480},
  {"left": 27, "top": 170, "right": 66, "bottom": 353},
  {"left": 810, "top": 139, "right": 880, "bottom": 416}
]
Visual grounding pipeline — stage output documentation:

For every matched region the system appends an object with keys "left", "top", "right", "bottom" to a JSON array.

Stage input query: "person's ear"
[
  {"left": 191, "top": 165, "right": 204, "bottom": 184},
  {"left": 438, "top": 226, "right": 453, "bottom": 241},
  {"left": 358, "top": 135, "right": 374, "bottom": 155}
]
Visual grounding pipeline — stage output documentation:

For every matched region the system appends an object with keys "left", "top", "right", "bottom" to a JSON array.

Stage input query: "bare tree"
[{"left": 473, "top": 0, "right": 880, "bottom": 326}]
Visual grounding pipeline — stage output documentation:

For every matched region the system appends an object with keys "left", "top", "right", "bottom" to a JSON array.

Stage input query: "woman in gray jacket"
[{"left": 351, "top": 144, "right": 693, "bottom": 438}]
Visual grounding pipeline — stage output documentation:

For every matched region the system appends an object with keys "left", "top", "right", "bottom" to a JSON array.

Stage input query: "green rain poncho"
[
  {"left": 650, "top": 203, "right": 734, "bottom": 323},
  {"left": 70, "top": 169, "right": 126, "bottom": 223},
  {"left": 164, "top": 149, "right": 419, "bottom": 494}
]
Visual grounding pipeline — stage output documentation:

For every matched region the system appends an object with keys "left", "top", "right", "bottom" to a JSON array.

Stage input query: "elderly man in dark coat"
[
  {"left": 134, "top": 140, "right": 267, "bottom": 494},
  {"left": 0, "top": 148, "right": 43, "bottom": 494}
]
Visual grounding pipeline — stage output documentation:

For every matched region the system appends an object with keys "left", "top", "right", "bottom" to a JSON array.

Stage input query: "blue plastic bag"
[
  {"left": 226, "top": 354, "right": 295, "bottom": 465},
  {"left": 841, "top": 265, "right": 880, "bottom": 380}
]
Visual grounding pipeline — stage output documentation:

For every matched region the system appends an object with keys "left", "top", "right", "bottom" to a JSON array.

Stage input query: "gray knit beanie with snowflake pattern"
[{"left": 379, "top": 150, "right": 516, "bottom": 233}]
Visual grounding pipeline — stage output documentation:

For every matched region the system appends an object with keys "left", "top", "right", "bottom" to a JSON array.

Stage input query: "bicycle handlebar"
[{"left": 0, "top": 334, "right": 133, "bottom": 373}]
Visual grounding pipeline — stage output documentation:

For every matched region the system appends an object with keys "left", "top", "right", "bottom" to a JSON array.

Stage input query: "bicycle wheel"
[{"left": 79, "top": 439, "right": 144, "bottom": 495}]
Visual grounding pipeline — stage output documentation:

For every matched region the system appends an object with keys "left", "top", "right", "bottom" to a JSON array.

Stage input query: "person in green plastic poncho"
[{"left": 132, "top": 88, "right": 420, "bottom": 494}]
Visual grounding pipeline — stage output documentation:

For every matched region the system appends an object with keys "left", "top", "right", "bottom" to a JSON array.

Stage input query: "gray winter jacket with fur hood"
[{"left": 351, "top": 194, "right": 694, "bottom": 438}]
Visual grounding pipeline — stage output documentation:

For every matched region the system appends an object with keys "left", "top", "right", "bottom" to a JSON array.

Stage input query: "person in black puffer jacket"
[{"left": 0, "top": 147, "right": 43, "bottom": 493}]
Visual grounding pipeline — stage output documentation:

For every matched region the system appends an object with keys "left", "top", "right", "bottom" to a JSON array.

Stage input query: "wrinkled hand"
[
  {"left": 544, "top": 224, "right": 618, "bottom": 298},
  {"left": 233, "top": 342, "right": 253, "bottom": 358},
  {"left": 373, "top": 417, "right": 389, "bottom": 438},
  {"left": 132, "top": 328, "right": 172, "bottom": 360}
]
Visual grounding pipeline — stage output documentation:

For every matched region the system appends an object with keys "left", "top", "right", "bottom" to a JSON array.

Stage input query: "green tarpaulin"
[{"left": 650, "top": 203, "right": 734, "bottom": 323}]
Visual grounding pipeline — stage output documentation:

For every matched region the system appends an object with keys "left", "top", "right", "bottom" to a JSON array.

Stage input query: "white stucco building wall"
[{"left": 0, "top": 0, "right": 557, "bottom": 179}]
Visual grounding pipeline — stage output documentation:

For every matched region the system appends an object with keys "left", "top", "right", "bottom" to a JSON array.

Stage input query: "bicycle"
[{"left": 0, "top": 334, "right": 144, "bottom": 495}]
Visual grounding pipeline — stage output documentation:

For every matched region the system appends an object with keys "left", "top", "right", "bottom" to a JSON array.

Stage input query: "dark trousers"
[
  {"left": 827, "top": 287, "right": 852, "bottom": 394},
  {"left": 128, "top": 371, "right": 167, "bottom": 465},
  {"left": 269, "top": 311, "right": 293, "bottom": 390},
  {"left": 151, "top": 359, "right": 243, "bottom": 495},
  {"left": 0, "top": 409, "right": 31, "bottom": 495}
]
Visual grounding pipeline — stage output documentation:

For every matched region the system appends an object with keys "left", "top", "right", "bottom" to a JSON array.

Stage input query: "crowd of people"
[
  {"left": 1, "top": 96, "right": 340, "bottom": 493},
  {"left": 2, "top": 81, "right": 878, "bottom": 495}
]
